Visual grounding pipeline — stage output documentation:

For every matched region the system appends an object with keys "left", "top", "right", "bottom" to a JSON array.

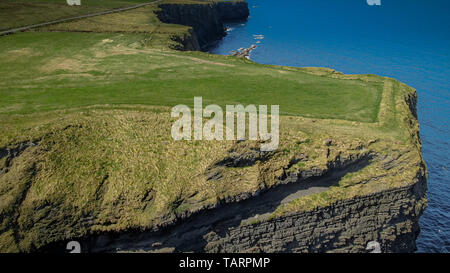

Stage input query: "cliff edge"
[
  {"left": 0, "top": 0, "right": 427, "bottom": 253},
  {"left": 155, "top": 1, "right": 249, "bottom": 50}
]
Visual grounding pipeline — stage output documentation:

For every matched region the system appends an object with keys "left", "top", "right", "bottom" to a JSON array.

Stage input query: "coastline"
[
  {"left": 211, "top": 0, "right": 449, "bottom": 252},
  {"left": 229, "top": 44, "right": 257, "bottom": 59},
  {"left": 0, "top": 0, "right": 430, "bottom": 253}
]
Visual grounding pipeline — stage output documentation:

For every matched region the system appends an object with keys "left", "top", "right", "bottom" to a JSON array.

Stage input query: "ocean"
[{"left": 210, "top": 0, "right": 450, "bottom": 252}]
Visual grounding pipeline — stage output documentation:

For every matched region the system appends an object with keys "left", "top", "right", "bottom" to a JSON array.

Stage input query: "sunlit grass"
[{"left": 0, "top": 0, "right": 424, "bottom": 252}]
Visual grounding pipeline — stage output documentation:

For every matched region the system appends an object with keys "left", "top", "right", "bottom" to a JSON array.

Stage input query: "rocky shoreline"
[{"left": 230, "top": 44, "right": 257, "bottom": 59}]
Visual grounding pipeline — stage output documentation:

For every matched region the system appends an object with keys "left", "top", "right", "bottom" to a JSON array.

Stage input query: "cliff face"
[
  {"left": 0, "top": 2, "right": 427, "bottom": 254},
  {"left": 27, "top": 69, "right": 426, "bottom": 254},
  {"left": 205, "top": 177, "right": 427, "bottom": 253},
  {"left": 155, "top": 1, "right": 249, "bottom": 50},
  {"left": 215, "top": 1, "right": 251, "bottom": 21},
  {"left": 76, "top": 150, "right": 427, "bottom": 253},
  {"left": 168, "top": 28, "right": 201, "bottom": 51}
]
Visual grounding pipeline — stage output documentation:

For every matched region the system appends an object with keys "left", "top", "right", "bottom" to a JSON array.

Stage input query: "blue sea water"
[{"left": 210, "top": 0, "right": 450, "bottom": 252}]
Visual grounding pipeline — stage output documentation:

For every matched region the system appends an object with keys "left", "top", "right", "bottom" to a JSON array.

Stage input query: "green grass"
[
  {"left": 36, "top": 4, "right": 188, "bottom": 35},
  {"left": 0, "top": 31, "right": 382, "bottom": 122},
  {"left": 0, "top": 0, "right": 158, "bottom": 30},
  {"left": 0, "top": 1, "right": 424, "bottom": 252},
  {"left": 0, "top": 0, "right": 224, "bottom": 31}
]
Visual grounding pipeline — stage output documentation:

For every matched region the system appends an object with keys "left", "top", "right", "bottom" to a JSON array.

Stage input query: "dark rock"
[{"left": 155, "top": 1, "right": 249, "bottom": 50}]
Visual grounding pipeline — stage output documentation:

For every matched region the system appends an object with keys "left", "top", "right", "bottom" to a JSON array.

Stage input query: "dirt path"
[{"left": 0, "top": 0, "right": 162, "bottom": 36}]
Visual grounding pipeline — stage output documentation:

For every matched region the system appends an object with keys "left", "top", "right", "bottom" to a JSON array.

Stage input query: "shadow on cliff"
[{"left": 75, "top": 155, "right": 373, "bottom": 253}]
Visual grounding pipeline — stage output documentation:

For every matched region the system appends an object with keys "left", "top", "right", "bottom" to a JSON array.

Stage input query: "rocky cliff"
[
  {"left": 2, "top": 68, "right": 427, "bottom": 254},
  {"left": 70, "top": 144, "right": 427, "bottom": 253},
  {"left": 155, "top": 1, "right": 249, "bottom": 50},
  {"left": 0, "top": 1, "right": 427, "bottom": 254},
  {"left": 215, "top": 1, "right": 251, "bottom": 21},
  {"left": 81, "top": 177, "right": 426, "bottom": 253}
]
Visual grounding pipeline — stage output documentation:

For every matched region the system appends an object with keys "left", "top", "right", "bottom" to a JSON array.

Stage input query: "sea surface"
[{"left": 210, "top": 0, "right": 450, "bottom": 252}]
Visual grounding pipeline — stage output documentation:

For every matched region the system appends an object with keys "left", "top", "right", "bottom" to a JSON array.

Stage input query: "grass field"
[
  {"left": 0, "top": 31, "right": 383, "bottom": 121},
  {"left": 0, "top": 1, "right": 424, "bottom": 252},
  {"left": 0, "top": 0, "right": 218, "bottom": 31},
  {"left": 0, "top": 0, "right": 158, "bottom": 30}
]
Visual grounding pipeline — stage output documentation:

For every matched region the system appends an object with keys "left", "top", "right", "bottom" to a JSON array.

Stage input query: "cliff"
[
  {"left": 155, "top": 1, "right": 249, "bottom": 50},
  {"left": 81, "top": 176, "right": 426, "bottom": 253},
  {"left": 58, "top": 144, "right": 426, "bottom": 253},
  {"left": 67, "top": 125, "right": 427, "bottom": 253},
  {"left": 0, "top": 1, "right": 427, "bottom": 253},
  {"left": 215, "top": 1, "right": 251, "bottom": 21},
  {"left": 32, "top": 74, "right": 427, "bottom": 253}
]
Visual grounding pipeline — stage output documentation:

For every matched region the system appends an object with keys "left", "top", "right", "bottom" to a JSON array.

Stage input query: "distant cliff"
[
  {"left": 215, "top": 1, "right": 251, "bottom": 21},
  {"left": 155, "top": 1, "right": 249, "bottom": 50}
]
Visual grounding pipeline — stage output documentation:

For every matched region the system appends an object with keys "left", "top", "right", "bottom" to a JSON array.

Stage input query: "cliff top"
[
  {"left": 0, "top": 1, "right": 426, "bottom": 252},
  {"left": 0, "top": 0, "right": 244, "bottom": 31}
]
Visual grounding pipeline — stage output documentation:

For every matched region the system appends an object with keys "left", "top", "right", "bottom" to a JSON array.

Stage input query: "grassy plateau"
[{"left": 0, "top": 0, "right": 425, "bottom": 252}]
